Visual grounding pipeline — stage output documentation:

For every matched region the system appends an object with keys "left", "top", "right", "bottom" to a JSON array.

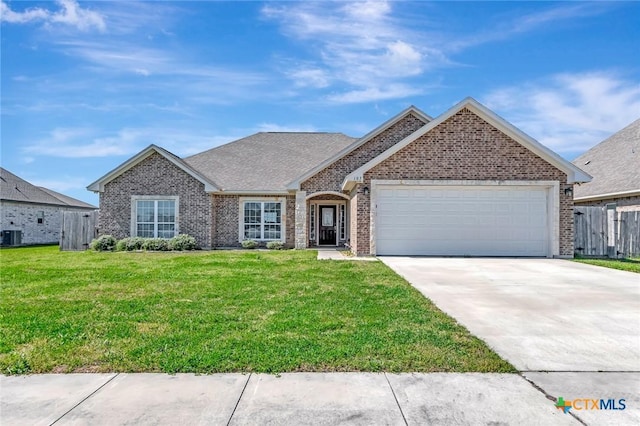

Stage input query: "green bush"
[
  {"left": 241, "top": 239, "right": 257, "bottom": 249},
  {"left": 266, "top": 241, "right": 285, "bottom": 250},
  {"left": 169, "top": 234, "right": 198, "bottom": 251},
  {"left": 142, "top": 238, "right": 170, "bottom": 251},
  {"left": 90, "top": 235, "right": 117, "bottom": 251},
  {"left": 116, "top": 237, "right": 145, "bottom": 251}
]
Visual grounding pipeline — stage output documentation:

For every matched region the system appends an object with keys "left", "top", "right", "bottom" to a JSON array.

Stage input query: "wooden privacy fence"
[
  {"left": 60, "top": 211, "right": 98, "bottom": 251},
  {"left": 574, "top": 206, "right": 640, "bottom": 257}
]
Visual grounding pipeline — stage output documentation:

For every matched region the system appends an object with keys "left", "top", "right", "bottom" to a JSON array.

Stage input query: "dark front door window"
[{"left": 319, "top": 206, "right": 337, "bottom": 245}]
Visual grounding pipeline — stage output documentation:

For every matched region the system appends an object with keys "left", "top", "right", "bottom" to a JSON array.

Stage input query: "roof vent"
[{"left": 584, "top": 160, "right": 590, "bottom": 165}]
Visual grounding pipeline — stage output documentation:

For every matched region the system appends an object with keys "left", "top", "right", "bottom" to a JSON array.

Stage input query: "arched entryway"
[{"left": 306, "top": 192, "right": 349, "bottom": 247}]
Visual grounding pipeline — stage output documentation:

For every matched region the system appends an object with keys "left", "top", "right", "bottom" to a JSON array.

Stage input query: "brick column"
[{"left": 294, "top": 191, "right": 307, "bottom": 249}]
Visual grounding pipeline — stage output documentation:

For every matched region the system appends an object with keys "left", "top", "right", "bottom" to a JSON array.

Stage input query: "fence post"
[{"left": 606, "top": 203, "right": 617, "bottom": 258}]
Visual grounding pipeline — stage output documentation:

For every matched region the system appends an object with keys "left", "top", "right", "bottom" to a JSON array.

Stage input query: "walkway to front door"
[{"left": 318, "top": 205, "right": 336, "bottom": 245}]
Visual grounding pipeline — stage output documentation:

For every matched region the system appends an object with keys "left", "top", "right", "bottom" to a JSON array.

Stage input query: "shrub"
[
  {"left": 169, "top": 234, "right": 198, "bottom": 251},
  {"left": 241, "top": 239, "right": 257, "bottom": 249},
  {"left": 116, "top": 237, "right": 145, "bottom": 251},
  {"left": 90, "top": 235, "right": 117, "bottom": 251},
  {"left": 266, "top": 241, "right": 285, "bottom": 250},
  {"left": 142, "top": 238, "right": 170, "bottom": 251}
]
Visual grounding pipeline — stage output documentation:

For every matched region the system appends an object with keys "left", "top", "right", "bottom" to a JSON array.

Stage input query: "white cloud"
[
  {"left": 287, "top": 68, "right": 330, "bottom": 88},
  {"left": 49, "top": 0, "right": 106, "bottom": 32},
  {"left": 22, "top": 127, "right": 240, "bottom": 159},
  {"left": 342, "top": 0, "right": 391, "bottom": 21},
  {"left": 1, "top": 0, "right": 105, "bottom": 32},
  {"left": 54, "top": 40, "right": 265, "bottom": 92},
  {"left": 263, "top": 1, "right": 616, "bottom": 106},
  {"left": 0, "top": 1, "right": 48, "bottom": 23},
  {"left": 384, "top": 41, "right": 423, "bottom": 76},
  {"left": 327, "top": 84, "right": 423, "bottom": 104},
  {"left": 256, "top": 123, "right": 318, "bottom": 133},
  {"left": 134, "top": 68, "right": 151, "bottom": 77},
  {"left": 448, "top": 3, "right": 609, "bottom": 51},
  {"left": 29, "top": 177, "right": 87, "bottom": 193},
  {"left": 484, "top": 72, "right": 640, "bottom": 155},
  {"left": 263, "top": 1, "right": 435, "bottom": 103},
  {"left": 23, "top": 127, "right": 131, "bottom": 158}
]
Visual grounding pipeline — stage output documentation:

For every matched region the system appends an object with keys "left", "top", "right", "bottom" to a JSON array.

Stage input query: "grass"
[
  {"left": 0, "top": 246, "right": 514, "bottom": 375},
  {"left": 572, "top": 257, "right": 640, "bottom": 273}
]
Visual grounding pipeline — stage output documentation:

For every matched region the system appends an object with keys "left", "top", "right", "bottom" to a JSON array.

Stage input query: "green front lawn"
[
  {"left": 0, "top": 246, "right": 513, "bottom": 374},
  {"left": 572, "top": 257, "right": 640, "bottom": 273}
]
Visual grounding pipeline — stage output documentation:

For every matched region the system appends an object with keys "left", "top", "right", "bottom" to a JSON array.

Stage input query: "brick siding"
[
  {"left": 99, "top": 152, "right": 213, "bottom": 248},
  {"left": 212, "top": 194, "right": 295, "bottom": 248},
  {"left": 0, "top": 201, "right": 93, "bottom": 245},
  {"left": 301, "top": 113, "right": 427, "bottom": 194},
  {"left": 353, "top": 108, "right": 574, "bottom": 256}
]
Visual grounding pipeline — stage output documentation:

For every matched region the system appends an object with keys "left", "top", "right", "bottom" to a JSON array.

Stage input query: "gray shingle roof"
[
  {"left": 572, "top": 119, "right": 640, "bottom": 199},
  {"left": 184, "top": 132, "right": 356, "bottom": 191},
  {"left": 0, "top": 168, "right": 96, "bottom": 208}
]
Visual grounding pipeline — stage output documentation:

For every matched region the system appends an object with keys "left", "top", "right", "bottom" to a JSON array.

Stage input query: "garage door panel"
[{"left": 375, "top": 185, "right": 549, "bottom": 257}]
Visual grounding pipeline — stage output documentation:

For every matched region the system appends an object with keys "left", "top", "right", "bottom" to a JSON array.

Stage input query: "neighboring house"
[
  {"left": 1, "top": 168, "right": 97, "bottom": 246},
  {"left": 88, "top": 97, "right": 590, "bottom": 258},
  {"left": 572, "top": 119, "right": 640, "bottom": 210}
]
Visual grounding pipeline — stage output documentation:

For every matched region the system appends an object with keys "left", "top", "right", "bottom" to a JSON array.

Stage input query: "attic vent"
[{"left": 584, "top": 160, "right": 590, "bottom": 165}]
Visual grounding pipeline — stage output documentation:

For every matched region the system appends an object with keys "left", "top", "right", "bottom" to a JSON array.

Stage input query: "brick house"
[
  {"left": 1, "top": 168, "right": 97, "bottom": 246},
  {"left": 88, "top": 98, "right": 591, "bottom": 257}
]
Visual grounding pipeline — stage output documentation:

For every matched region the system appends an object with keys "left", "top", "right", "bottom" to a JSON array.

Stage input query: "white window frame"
[
  {"left": 309, "top": 204, "right": 316, "bottom": 242},
  {"left": 130, "top": 195, "right": 179, "bottom": 239},
  {"left": 238, "top": 197, "right": 286, "bottom": 242},
  {"left": 339, "top": 204, "right": 346, "bottom": 240}
]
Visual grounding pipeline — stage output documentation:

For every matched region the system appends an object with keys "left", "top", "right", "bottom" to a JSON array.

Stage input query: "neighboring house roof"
[
  {"left": 572, "top": 118, "right": 640, "bottom": 202},
  {"left": 87, "top": 144, "right": 220, "bottom": 193},
  {"left": 342, "top": 97, "right": 593, "bottom": 190},
  {"left": 286, "top": 106, "right": 431, "bottom": 190},
  {"left": 0, "top": 167, "right": 96, "bottom": 209},
  {"left": 183, "top": 132, "right": 356, "bottom": 193}
]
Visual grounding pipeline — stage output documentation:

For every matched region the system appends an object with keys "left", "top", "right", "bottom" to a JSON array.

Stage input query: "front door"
[{"left": 319, "top": 205, "right": 337, "bottom": 245}]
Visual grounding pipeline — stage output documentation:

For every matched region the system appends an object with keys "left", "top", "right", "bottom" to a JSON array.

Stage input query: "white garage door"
[{"left": 376, "top": 185, "right": 549, "bottom": 256}]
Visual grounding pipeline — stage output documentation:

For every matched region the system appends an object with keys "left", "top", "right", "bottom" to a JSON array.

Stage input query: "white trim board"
[{"left": 574, "top": 189, "right": 640, "bottom": 203}]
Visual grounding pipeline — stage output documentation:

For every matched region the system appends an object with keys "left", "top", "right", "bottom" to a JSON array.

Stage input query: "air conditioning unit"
[{"left": 1, "top": 230, "right": 22, "bottom": 246}]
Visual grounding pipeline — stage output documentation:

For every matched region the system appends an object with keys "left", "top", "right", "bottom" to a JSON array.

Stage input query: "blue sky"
[{"left": 2, "top": 0, "right": 639, "bottom": 205}]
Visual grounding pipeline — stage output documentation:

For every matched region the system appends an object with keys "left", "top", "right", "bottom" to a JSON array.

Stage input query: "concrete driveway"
[
  {"left": 380, "top": 258, "right": 640, "bottom": 425},
  {"left": 380, "top": 258, "right": 639, "bottom": 371}
]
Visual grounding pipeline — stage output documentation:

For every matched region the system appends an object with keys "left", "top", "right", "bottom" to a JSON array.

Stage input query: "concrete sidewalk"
[
  {"left": 316, "top": 248, "right": 377, "bottom": 261},
  {"left": 1, "top": 372, "right": 584, "bottom": 425}
]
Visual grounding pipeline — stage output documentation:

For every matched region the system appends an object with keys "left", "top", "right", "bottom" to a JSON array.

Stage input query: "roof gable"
[
  {"left": 342, "top": 97, "right": 592, "bottom": 190},
  {"left": 1, "top": 167, "right": 96, "bottom": 208},
  {"left": 287, "top": 106, "right": 432, "bottom": 190},
  {"left": 572, "top": 118, "right": 640, "bottom": 201},
  {"left": 87, "top": 145, "right": 219, "bottom": 193}
]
